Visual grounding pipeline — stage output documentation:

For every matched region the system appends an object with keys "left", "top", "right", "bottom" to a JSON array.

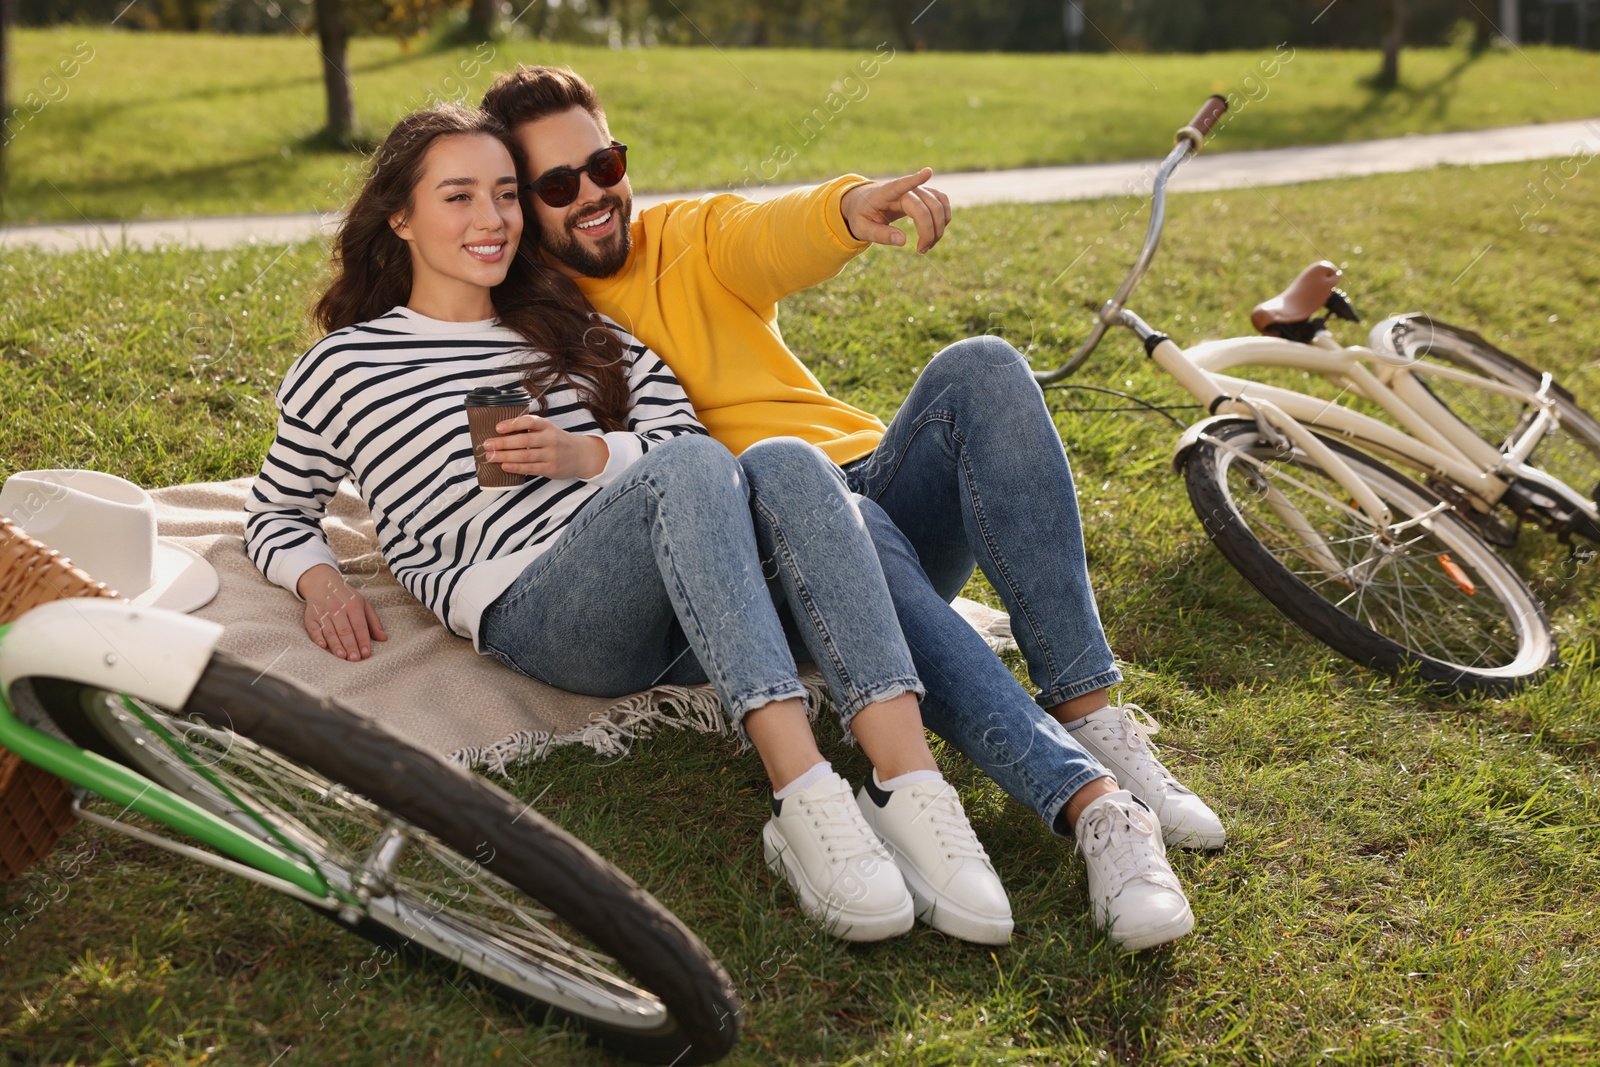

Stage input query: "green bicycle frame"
[{"left": 0, "top": 621, "right": 333, "bottom": 900}]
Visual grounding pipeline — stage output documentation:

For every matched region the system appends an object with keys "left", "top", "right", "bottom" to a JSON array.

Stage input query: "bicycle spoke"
[
  {"left": 1426, "top": 370, "right": 1600, "bottom": 530},
  {"left": 125, "top": 701, "right": 666, "bottom": 1017},
  {"left": 1222, "top": 443, "right": 1526, "bottom": 670}
]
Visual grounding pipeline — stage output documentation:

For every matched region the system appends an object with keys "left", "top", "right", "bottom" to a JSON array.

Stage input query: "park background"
[{"left": 1, "top": 1, "right": 1599, "bottom": 1064}]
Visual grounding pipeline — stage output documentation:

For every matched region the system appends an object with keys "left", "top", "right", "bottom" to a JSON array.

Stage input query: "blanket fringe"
[{"left": 449, "top": 675, "right": 833, "bottom": 775}]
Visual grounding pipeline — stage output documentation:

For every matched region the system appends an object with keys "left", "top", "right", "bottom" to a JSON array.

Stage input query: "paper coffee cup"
[{"left": 465, "top": 383, "right": 535, "bottom": 491}]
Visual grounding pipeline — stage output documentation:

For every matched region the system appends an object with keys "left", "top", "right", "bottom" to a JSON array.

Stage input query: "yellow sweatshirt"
[{"left": 572, "top": 175, "right": 885, "bottom": 465}]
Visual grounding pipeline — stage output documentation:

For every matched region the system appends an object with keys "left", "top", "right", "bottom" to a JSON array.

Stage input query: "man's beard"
[{"left": 543, "top": 193, "right": 633, "bottom": 278}]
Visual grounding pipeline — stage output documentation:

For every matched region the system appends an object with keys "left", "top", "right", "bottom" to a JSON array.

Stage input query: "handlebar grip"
[{"left": 1186, "top": 94, "right": 1229, "bottom": 138}]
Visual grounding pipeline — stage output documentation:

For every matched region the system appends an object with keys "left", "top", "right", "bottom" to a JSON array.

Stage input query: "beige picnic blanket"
[{"left": 151, "top": 478, "right": 1017, "bottom": 772}]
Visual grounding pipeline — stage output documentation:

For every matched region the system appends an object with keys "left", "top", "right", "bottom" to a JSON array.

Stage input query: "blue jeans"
[
  {"left": 844, "top": 335, "right": 1120, "bottom": 834},
  {"left": 479, "top": 434, "right": 922, "bottom": 740}
]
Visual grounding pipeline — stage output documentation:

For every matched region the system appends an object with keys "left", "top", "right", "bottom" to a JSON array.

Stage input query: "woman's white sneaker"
[
  {"left": 762, "top": 771, "right": 914, "bottom": 942},
  {"left": 856, "top": 775, "right": 1014, "bottom": 945},
  {"left": 1068, "top": 704, "right": 1225, "bottom": 849},
  {"left": 1076, "top": 789, "right": 1195, "bottom": 952}
]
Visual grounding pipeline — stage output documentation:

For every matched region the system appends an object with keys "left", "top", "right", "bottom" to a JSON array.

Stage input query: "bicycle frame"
[
  {"left": 1177, "top": 332, "right": 1593, "bottom": 517},
  {"left": 1037, "top": 110, "right": 1600, "bottom": 551}
]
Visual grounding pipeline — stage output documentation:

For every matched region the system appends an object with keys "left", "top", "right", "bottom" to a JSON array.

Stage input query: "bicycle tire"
[
  {"left": 1374, "top": 315, "right": 1600, "bottom": 534},
  {"left": 27, "top": 652, "right": 741, "bottom": 1065},
  {"left": 1183, "top": 418, "right": 1556, "bottom": 693}
]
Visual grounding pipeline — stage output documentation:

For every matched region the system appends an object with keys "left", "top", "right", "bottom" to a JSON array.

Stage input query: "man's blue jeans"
[
  {"left": 480, "top": 434, "right": 922, "bottom": 741},
  {"left": 844, "top": 335, "right": 1119, "bottom": 834}
]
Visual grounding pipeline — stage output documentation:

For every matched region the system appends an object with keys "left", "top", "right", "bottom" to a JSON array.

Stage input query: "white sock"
[
  {"left": 773, "top": 760, "right": 833, "bottom": 800},
  {"left": 873, "top": 767, "right": 944, "bottom": 791}
]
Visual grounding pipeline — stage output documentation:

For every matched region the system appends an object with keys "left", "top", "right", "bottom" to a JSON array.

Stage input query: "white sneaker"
[
  {"left": 1069, "top": 704, "right": 1225, "bottom": 849},
  {"left": 856, "top": 776, "right": 1014, "bottom": 945},
  {"left": 762, "top": 771, "right": 914, "bottom": 942},
  {"left": 1076, "top": 789, "right": 1195, "bottom": 952}
]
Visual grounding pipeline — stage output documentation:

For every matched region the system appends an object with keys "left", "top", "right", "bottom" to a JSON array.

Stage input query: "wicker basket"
[{"left": 0, "top": 515, "right": 119, "bottom": 881}]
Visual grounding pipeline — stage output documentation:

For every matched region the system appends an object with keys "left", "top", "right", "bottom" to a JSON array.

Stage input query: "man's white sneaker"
[
  {"left": 1069, "top": 704, "right": 1225, "bottom": 849},
  {"left": 856, "top": 776, "right": 1014, "bottom": 945},
  {"left": 1076, "top": 789, "right": 1195, "bottom": 952},
  {"left": 762, "top": 771, "right": 914, "bottom": 942}
]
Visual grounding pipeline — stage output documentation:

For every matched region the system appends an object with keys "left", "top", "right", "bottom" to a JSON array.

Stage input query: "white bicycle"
[{"left": 1038, "top": 96, "right": 1600, "bottom": 693}]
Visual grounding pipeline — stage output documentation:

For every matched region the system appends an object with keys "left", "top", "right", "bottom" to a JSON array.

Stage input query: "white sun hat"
[{"left": 0, "top": 469, "right": 218, "bottom": 614}]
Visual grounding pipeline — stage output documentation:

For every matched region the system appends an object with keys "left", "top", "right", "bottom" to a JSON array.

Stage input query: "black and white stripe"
[{"left": 245, "top": 306, "right": 705, "bottom": 646}]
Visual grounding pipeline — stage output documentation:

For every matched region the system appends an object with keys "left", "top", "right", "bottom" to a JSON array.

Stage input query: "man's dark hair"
[{"left": 481, "top": 65, "right": 608, "bottom": 134}]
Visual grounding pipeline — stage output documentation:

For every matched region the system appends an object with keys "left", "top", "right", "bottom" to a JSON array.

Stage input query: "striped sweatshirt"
[{"left": 244, "top": 306, "right": 705, "bottom": 648}]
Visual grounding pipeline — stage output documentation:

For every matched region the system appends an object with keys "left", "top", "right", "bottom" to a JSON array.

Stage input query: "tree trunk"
[
  {"left": 1471, "top": 0, "right": 1496, "bottom": 51},
  {"left": 1378, "top": 0, "right": 1405, "bottom": 87},
  {"left": 0, "top": 0, "right": 12, "bottom": 213},
  {"left": 176, "top": 0, "right": 203, "bottom": 31},
  {"left": 885, "top": 0, "right": 918, "bottom": 51},
  {"left": 467, "top": 0, "right": 499, "bottom": 41},
  {"left": 1498, "top": 0, "right": 1520, "bottom": 44},
  {"left": 314, "top": 0, "right": 356, "bottom": 146},
  {"left": 1063, "top": 0, "right": 1085, "bottom": 51}
]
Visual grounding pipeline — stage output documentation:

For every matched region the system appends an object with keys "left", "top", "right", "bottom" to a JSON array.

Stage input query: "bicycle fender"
[
  {"left": 0, "top": 599, "right": 223, "bottom": 709},
  {"left": 1171, "top": 414, "right": 1246, "bottom": 473}
]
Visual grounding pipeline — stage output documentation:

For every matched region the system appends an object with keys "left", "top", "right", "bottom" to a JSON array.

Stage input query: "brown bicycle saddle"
[{"left": 1251, "top": 260, "right": 1343, "bottom": 333}]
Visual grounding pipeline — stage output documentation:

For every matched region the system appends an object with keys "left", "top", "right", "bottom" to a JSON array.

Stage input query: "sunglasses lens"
[
  {"left": 530, "top": 145, "right": 627, "bottom": 208},
  {"left": 534, "top": 172, "right": 581, "bottom": 208},
  {"left": 590, "top": 146, "right": 627, "bottom": 187}
]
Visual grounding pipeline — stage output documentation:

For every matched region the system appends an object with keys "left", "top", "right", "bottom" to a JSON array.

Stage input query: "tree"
[
  {"left": 884, "top": 0, "right": 922, "bottom": 49},
  {"left": 466, "top": 0, "right": 500, "bottom": 40},
  {"left": 314, "top": 0, "right": 356, "bottom": 146},
  {"left": 1470, "top": 0, "right": 1497, "bottom": 51},
  {"left": 173, "top": 0, "right": 202, "bottom": 31},
  {"left": 1, "top": 0, "right": 11, "bottom": 215},
  {"left": 1377, "top": 0, "right": 1406, "bottom": 87}
]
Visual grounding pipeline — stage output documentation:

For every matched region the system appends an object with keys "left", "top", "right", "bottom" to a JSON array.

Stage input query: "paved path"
[{"left": 4, "top": 117, "right": 1597, "bottom": 254}]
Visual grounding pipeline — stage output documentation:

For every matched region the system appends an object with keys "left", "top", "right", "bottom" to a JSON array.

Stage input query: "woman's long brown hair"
[{"left": 313, "top": 105, "right": 630, "bottom": 431}]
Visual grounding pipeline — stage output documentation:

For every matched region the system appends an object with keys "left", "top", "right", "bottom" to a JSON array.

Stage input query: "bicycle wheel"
[
  {"left": 1375, "top": 315, "right": 1600, "bottom": 529},
  {"left": 1183, "top": 418, "right": 1556, "bottom": 692},
  {"left": 25, "top": 652, "right": 741, "bottom": 1065}
]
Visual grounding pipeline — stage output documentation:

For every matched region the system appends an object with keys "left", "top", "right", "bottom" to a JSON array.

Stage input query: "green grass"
[
  {"left": 4, "top": 28, "right": 1600, "bottom": 224},
  {"left": 3, "top": 157, "right": 1599, "bottom": 1064}
]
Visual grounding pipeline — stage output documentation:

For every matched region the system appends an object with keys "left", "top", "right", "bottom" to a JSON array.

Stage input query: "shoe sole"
[
  {"left": 875, "top": 836, "right": 1013, "bottom": 945},
  {"left": 1163, "top": 822, "right": 1226, "bottom": 850},
  {"left": 856, "top": 794, "right": 1013, "bottom": 945},
  {"left": 1110, "top": 901, "right": 1195, "bottom": 953},
  {"left": 761, "top": 822, "right": 913, "bottom": 942}
]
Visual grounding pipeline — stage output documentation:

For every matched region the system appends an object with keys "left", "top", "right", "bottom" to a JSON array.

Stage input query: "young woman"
[{"left": 244, "top": 105, "right": 1013, "bottom": 945}]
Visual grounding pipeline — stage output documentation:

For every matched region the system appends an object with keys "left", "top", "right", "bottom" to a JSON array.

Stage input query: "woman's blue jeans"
[
  {"left": 479, "top": 434, "right": 922, "bottom": 741},
  {"left": 843, "top": 335, "right": 1120, "bottom": 835}
]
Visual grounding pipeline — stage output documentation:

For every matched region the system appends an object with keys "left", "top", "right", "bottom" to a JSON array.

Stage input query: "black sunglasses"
[{"left": 523, "top": 142, "right": 628, "bottom": 208}]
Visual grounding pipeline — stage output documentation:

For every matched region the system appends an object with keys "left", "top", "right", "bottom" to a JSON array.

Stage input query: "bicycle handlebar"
[
  {"left": 1034, "top": 94, "right": 1228, "bottom": 384},
  {"left": 1184, "top": 94, "right": 1229, "bottom": 141}
]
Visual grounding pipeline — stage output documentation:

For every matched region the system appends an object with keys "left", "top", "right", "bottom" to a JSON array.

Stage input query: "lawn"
[
  {"left": 4, "top": 28, "right": 1600, "bottom": 223},
  {"left": 1, "top": 156, "right": 1598, "bottom": 1064}
]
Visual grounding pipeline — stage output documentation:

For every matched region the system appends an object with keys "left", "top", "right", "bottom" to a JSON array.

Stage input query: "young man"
[{"left": 481, "top": 66, "right": 1223, "bottom": 953}]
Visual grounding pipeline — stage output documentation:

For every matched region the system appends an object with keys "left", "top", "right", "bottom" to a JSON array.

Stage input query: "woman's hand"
[
  {"left": 483, "top": 414, "right": 609, "bottom": 480},
  {"left": 297, "top": 564, "right": 388, "bottom": 660}
]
